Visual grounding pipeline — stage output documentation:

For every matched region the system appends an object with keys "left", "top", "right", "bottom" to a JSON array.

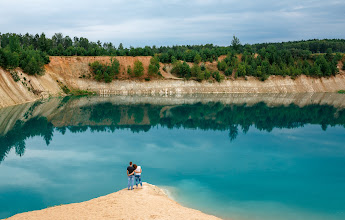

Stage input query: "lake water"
[{"left": 1, "top": 94, "right": 345, "bottom": 220}]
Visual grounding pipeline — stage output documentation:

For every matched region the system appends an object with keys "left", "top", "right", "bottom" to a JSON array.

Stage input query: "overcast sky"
[{"left": 1, "top": 0, "right": 344, "bottom": 47}]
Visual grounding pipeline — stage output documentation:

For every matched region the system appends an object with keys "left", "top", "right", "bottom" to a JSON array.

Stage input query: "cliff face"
[{"left": 1, "top": 56, "right": 345, "bottom": 108}]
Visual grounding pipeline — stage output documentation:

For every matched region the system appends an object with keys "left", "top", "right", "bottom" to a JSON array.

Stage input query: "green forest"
[{"left": 0, "top": 32, "right": 344, "bottom": 81}]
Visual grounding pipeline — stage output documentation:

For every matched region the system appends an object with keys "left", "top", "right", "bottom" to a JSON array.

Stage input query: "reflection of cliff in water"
[{"left": 1, "top": 93, "right": 345, "bottom": 163}]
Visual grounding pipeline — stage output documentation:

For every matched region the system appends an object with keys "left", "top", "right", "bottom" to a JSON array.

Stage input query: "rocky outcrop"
[{"left": 1, "top": 56, "right": 345, "bottom": 108}]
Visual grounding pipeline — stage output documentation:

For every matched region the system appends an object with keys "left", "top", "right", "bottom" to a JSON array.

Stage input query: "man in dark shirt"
[{"left": 127, "top": 161, "right": 135, "bottom": 190}]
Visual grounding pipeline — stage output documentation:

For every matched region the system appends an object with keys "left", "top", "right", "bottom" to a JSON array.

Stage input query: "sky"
[{"left": 0, "top": 0, "right": 344, "bottom": 47}]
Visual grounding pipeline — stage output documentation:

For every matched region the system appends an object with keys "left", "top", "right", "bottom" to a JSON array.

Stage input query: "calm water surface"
[{"left": 0, "top": 95, "right": 345, "bottom": 220}]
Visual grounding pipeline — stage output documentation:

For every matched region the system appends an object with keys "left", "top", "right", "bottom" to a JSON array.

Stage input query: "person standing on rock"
[{"left": 127, "top": 161, "right": 135, "bottom": 190}]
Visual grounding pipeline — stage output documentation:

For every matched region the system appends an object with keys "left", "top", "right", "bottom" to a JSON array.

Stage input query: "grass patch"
[
  {"left": 338, "top": 90, "right": 345, "bottom": 94},
  {"left": 61, "top": 85, "right": 70, "bottom": 94},
  {"left": 70, "top": 89, "right": 96, "bottom": 96}
]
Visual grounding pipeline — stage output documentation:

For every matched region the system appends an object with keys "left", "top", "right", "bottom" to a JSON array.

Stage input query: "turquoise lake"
[{"left": 0, "top": 94, "right": 345, "bottom": 220}]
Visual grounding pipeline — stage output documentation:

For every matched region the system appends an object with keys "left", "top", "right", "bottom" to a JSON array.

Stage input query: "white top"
[{"left": 134, "top": 166, "right": 142, "bottom": 176}]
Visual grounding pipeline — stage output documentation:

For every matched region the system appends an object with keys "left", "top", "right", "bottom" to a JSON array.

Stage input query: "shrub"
[
  {"left": 10, "top": 70, "right": 20, "bottom": 82},
  {"left": 191, "top": 64, "right": 201, "bottom": 77},
  {"left": 127, "top": 65, "right": 133, "bottom": 76},
  {"left": 237, "top": 63, "right": 246, "bottom": 77},
  {"left": 148, "top": 64, "right": 159, "bottom": 75},
  {"left": 194, "top": 54, "right": 202, "bottom": 64},
  {"left": 171, "top": 61, "right": 191, "bottom": 79},
  {"left": 224, "top": 67, "right": 233, "bottom": 76},
  {"left": 212, "top": 71, "right": 224, "bottom": 82},
  {"left": 260, "top": 74, "right": 269, "bottom": 81},
  {"left": 150, "top": 55, "right": 160, "bottom": 69},
  {"left": 200, "top": 63, "right": 206, "bottom": 71},
  {"left": 196, "top": 71, "right": 205, "bottom": 82},
  {"left": 19, "top": 49, "right": 48, "bottom": 75},
  {"left": 70, "top": 89, "right": 96, "bottom": 96},
  {"left": 217, "top": 60, "right": 227, "bottom": 71},
  {"left": 89, "top": 57, "right": 120, "bottom": 82},
  {"left": 204, "top": 70, "right": 211, "bottom": 80},
  {"left": 133, "top": 60, "right": 144, "bottom": 77}
]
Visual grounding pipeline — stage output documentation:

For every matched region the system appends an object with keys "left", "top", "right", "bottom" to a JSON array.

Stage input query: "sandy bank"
[{"left": 7, "top": 183, "right": 221, "bottom": 220}]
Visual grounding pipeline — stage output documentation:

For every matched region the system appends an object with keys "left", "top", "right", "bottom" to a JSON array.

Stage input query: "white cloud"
[{"left": 0, "top": 0, "right": 344, "bottom": 46}]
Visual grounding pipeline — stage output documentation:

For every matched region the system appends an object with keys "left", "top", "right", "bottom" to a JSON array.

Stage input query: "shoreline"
[{"left": 7, "top": 183, "right": 221, "bottom": 220}]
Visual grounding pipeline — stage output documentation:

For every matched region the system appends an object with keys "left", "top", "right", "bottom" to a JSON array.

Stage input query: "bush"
[
  {"left": 133, "top": 60, "right": 144, "bottom": 77},
  {"left": 171, "top": 61, "right": 191, "bottom": 79},
  {"left": 237, "top": 63, "right": 246, "bottom": 77},
  {"left": 200, "top": 63, "right": 206, "bottom": 71},
  {"left": 89, "top": 57, "right": 120, "bottom": 82},
  {"left": 224, "top": 67, "right": 233, "bottom": 76},
  {"left": 150, "top": 55, "right": 160, "bottom": 68},
  {"left": 127, "top": 65, "right": 133, "bottom": 76},
  {"left": 148, "top": 55, "right": 160, "bottom": 76},
  {"left": 217, "top": 60, "right": 227, "bottom": 71},
  {"left": 191, "top": 64, "right": 201, "bottom": 77},
  {"left": 19, "top": 49, "right": 49, "bottom": 75},
  {"left": 260, "top": 74, "right": 269, "bottom": 81},
  {"left": 1, "top": 49, "right": 19, "bottom": 69},
  {"left": 196, "top": 71, "right": 205, "bottom": 82},
  {"left": 148, "top": 64, "right": 159, "bottom": 76},
  {"left": 194, "top": 54, "right": 202, "bottom": 64},
  {"left": 212, "top": 71, "right": 224, "bottom": 82},
  {"left": 204, "top": 70, "right": 211, "bottom": 80},
  {"left": 10, "top": 70, "right": 20, "bottom": 82}
]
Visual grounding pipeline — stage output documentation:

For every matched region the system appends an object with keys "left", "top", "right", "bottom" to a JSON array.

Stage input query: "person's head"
[
  {"left": 129, "top": 162, "right": 132, "bottom": 166},
  {"left": 133, "top": 164, "right": 137, "bottom": 169}
]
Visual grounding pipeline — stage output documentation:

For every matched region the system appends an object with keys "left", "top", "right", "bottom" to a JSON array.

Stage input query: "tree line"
[
  {"left": 1, "top": 33, "right": 345, "bottom": 80},
  {"left": 216, "top": 46, "right": 342, "bottom": 81},
  {"left": 252, "top": 39, "right": 345, "bottom": 54}
]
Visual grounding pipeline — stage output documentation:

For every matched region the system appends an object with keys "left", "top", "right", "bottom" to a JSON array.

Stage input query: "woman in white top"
[{"left": 133, "top": 164, "right": 142, "bottom": 188}]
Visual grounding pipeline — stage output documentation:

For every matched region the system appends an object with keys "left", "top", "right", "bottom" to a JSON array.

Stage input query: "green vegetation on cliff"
[
  {"left": 217, "top": 47, "right": 342, "bottom": 80},
  {"left": 89, "top": 57, "right": 120, "bottom": 82}
]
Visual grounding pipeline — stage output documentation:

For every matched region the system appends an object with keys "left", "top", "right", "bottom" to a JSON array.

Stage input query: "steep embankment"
[{"left": 1, "top": 56, "right": 345, "bottom": 108}]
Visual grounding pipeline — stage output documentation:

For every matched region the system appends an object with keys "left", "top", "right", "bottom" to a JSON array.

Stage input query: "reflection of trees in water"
[
  {"left": 1, "top": 101, "right": 345, "bottom": 163},
  {"left": 0, "top": 117, "right": 54, "bottom": 162}
]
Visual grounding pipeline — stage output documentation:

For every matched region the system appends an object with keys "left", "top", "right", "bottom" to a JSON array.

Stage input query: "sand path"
[{"left": 8, "top": 183, "right": 221, "bottom": 220}]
